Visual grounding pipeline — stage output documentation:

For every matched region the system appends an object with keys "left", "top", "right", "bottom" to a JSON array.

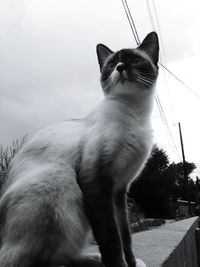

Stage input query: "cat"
[{"left": 0, "top": 31, "right": 159, "bottom": 267}]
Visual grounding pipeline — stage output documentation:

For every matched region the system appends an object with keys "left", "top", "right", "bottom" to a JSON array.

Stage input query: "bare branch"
[{"left": 0, "top": 135, "right": 27, "bottom": 186}]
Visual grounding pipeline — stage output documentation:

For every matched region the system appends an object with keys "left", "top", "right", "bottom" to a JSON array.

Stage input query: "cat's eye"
[
  {"left": 108, "top": 62, "right": 116, "bottom": 68},
  {"left": 132, "top": 57, "right": 144, "bottom": 64}
]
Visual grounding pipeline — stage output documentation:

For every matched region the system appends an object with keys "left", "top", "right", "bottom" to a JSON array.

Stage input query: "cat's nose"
[{"left": 116, "top": 63, "right": 126, "bottom": 73}]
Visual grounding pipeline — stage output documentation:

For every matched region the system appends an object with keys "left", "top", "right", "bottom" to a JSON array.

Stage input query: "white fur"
[
  {"left": 0, "top": 50, "right": 156, "bottom": 265},
  {"left": 136, "top": 258, "right": 147, "bottom": 267},
  {"left": 0, "top": 93, "right": 154, "bottom": 265},
  {"left": 110, "top": 68, "right": 120, "bottom": 84},
  {"left": 0, "top": 89, "right": 154, "bottom": 265}
]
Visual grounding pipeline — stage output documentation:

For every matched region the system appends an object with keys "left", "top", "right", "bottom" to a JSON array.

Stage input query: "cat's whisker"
[
  {"left": 139, "top": 82, "right": 152, "bottom": 87},
  {"left": 138, "top": 77, "right": 152, "bottom": 83},
  {"left": 139, "top": 76, "right": 155, "bottom": 86},
  {"left": 140, "top": 71, "right": 154, "bottom": 75},
  {"left": 139, "top": 72, "right": 155, "bottom": 79},
  {"left": 139, "top": 79, "right": 154, "bottom": 86},
  {"left": 139, "top": 74, "right": 154, "bottom": 81},
  {"left": 138, "top": 80, "right": 151, "bottom": 87},
  {"left": 103, "top": 79, "right": 112, "bottom": 91},
  {"left": 140, "top": 76, "right": 154, "bottom": 82},
  {"left": 138, "top": 77, "right": 154, "bottom": 87},
  {"left": 139, "top": 81, "right": 154, "bottom": 87},
  {"left": 103, "top": 78, "right": 110, "bottom": 85}
]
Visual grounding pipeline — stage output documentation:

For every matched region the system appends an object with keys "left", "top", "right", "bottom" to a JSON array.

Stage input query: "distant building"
[{"left": 177, "top": 200, "right": 196, "bottom": 217}]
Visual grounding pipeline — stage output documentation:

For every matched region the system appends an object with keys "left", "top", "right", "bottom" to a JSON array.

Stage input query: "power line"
[
  {"left": 145, "top": 0, "right": 156, "bottom": 31},
  {"left": 121, "top": 0, "right": 176, "bottom": 142},
  {"left": 121, "top": 0, "right": 140, "bottom": 45},
  {"left": 145, "top": 0, "right": 200, "bottom": 100},
  {"left": 145, "top": 0, "right": 176, "bottom": 117},
  {"left": 121, "top": 0, "right": 181, "bottom": 160},
  {"left": 155, "top": 92, "right": 181, "bottom": 160},
  {"left": 145, "top": 0, "right": 178, "bottom": 138},
  {"left": 159, "top": 63, "right": 200, "bottom": 99},
  {"left": 122, "top": 0, "right": 200, "bottom": 100},
  {"left": 121, "top": 0, "right": 138, "bottom": 44},
  {"left": 151, "top": 0, "right": 168, "bottom": 64},
  {"left": 124, "top": 0, "right": 140, "bottom": 44},
  {"left": 145, "top": 1, "right": 181, "bottom": 160}
]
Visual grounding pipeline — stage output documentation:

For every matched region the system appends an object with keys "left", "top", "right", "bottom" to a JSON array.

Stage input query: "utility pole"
[{"left": 178, "top": 122, "right": 191, "bottom": 216}]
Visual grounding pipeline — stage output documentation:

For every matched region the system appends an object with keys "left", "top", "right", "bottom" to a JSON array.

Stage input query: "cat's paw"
[{"left": 136, "top": 258, "right": 147, "bottom": 267}]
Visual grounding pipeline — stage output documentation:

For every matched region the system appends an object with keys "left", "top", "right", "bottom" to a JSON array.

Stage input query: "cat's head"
[{"left": 96, "top": 32, "right": 159, "bottom": 99}]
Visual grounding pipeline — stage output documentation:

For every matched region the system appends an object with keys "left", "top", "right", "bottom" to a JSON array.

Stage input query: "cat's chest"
[
  {"left": 86, "top": 114, "right": 151, "bottom": 151},
  {"left": 81, "top": 118, "right": 152, "bottom": 183}
]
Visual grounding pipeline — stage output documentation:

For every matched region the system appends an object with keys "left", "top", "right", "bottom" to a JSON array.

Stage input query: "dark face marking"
[{"left": 100, "top": 48, "right": 158, "bottom": 92}]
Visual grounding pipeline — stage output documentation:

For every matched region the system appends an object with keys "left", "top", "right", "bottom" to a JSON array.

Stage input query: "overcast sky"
[{"left": 1, "top": 0, "right": 200, "bottom": 177}]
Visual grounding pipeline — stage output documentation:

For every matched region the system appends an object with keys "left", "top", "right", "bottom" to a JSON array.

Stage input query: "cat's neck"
[
  {"left": 87, "top": 93, "right": 154, "bottom": 127},
  {"left": 101, "top": 80, "right": 155, "bottom": 123},
  {"left": 106, "top": 93, "right": 153, "bottom": 120}
]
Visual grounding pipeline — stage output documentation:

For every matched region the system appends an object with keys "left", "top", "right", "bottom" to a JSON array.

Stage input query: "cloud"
[{"left": 0, "top": 0, "right": 200, "bottom": 170}]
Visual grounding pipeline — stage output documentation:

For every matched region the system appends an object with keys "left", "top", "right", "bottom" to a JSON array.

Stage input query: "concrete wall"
[
  {"left": 84, "top": 216, "right": 199, "bottom": 267},
  {"left": 133, "top": 216, "right": 199, "bottom": 267}
]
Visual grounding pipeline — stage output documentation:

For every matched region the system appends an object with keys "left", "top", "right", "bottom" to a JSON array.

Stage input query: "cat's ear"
[
  {"left": 96, "top": 44, "right": 114, "bottom": 70},
  {"left": 138, "top": 32, "right": 159, "bottom": 65}
]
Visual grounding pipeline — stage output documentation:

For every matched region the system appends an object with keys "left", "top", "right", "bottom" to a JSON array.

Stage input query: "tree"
[
  {"left": 128, "top": 145, "right": 197, "bottom": 218},
  {"left": 0, "top": 136, "right": 27, "bottom": 188},
  {"left": 167, "top": 161, "right": 196, "bottom": 201},
  {"left": 128, "top": 146, "right": 174, "bottom": 218}
]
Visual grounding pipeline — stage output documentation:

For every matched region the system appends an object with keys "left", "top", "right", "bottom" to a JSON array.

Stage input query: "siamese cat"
[{"left": 0, "top": 32, "right": 159, "bottom": 267}]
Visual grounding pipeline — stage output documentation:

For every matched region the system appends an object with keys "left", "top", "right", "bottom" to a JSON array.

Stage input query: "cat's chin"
[
  {"left": 119, "top": 77, "right": 128, "bottom": 84},
  {"left": 110, "top": 70, "right": 130, "bottom": 85}
]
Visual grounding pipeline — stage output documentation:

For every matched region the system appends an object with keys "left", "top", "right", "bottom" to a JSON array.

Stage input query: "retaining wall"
[
  {"left": 133, "top": 216, "right": 199, "bottom": 266},
  {"left": 84, "top": 216, "right": 199, "bottom": 267}
]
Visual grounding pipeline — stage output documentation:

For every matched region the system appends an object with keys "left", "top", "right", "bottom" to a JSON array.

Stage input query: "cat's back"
[
  {"left": 18, "top": 119, "right": 84, "bottom": 161},
  {"left": 3, "top": 119, "right": 87, "bottom": 190}
]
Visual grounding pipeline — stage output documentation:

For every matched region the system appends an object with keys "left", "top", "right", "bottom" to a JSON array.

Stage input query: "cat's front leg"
[
  {"left": 115, "top": 189, "right": 147, "bottom": 267},
  {"left": 114, "top": 188, "right": 136, "bottom": 267},
  {"left": 80, "top": 181, "right": 127, "bottom": 267}
]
